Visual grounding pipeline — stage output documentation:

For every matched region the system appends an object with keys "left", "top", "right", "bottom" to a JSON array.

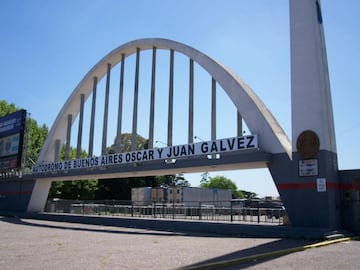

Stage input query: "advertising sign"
[
  {"left": 0, "top": 133, "right": 20, "bottom": 158},
  {"left": 0, "top": 110, "right": 26, "bottom": 137},
  {"left": 0, "top": 110, "right": 27, "bottom": 171}
]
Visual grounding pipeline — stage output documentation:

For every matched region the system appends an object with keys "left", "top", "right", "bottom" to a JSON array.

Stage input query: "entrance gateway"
[{"left": 1, "top": 0, "right": 359, "bottom": 231}]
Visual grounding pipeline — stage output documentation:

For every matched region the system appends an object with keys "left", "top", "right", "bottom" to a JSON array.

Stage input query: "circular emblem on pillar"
[{"left": 296, "top": 130, "right": 320, "bottom": 159}]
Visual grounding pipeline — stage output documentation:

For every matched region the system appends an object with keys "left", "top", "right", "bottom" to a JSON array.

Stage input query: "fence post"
[
  {"left": 230, "top": 200, "right": 233, "bottom": 222},
  {"left": 172, "top": 200, "right": 175, "bottom": 220},
  {"left": 131, "top": 201, "right": 134, "bottom": 217},
  {"left": 162, "top": 201, "right": 165, "bottom": 218},
  {"left": 153, "top": 202, "right": 156, "bottom": 219},
  {"left": 199, "top": 202, "right": 202, "bottom": 220}
]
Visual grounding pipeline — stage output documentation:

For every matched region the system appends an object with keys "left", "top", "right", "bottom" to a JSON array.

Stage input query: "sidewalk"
[
  {"left": 5, "top": 211, "right": 348, "bottom": 239},
  {"left": 0, "top": 214, "right": 358, "bottom": 270}
]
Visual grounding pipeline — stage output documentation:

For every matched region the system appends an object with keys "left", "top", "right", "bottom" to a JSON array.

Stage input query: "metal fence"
[{"left": 44, "top": 199, "right": 287, "bottom": 225}]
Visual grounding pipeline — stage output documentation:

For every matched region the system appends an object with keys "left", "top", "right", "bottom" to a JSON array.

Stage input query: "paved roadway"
[{"left": 0, "top": 215, "right": 359, "bottom": 270}]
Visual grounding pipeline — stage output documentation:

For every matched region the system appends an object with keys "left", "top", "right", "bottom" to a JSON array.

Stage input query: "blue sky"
[{"left": 1, "top": 0, "right": 359, "bottom": 197}]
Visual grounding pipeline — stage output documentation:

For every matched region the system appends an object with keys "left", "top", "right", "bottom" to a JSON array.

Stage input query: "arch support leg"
[
  {"left": 27, "top": 180, "right": 51, "bottom": 212},
  {"left": 269, "top": 151, "right": 341, "bottom": 229}
]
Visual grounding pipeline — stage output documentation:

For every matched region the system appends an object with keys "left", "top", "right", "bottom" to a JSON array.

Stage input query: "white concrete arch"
[{"left": 39, "top": 38, "right": 291, "bottom": 164}]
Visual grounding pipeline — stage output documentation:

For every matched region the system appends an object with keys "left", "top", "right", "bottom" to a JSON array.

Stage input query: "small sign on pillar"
[{"left": 317, "top": 178, "right": 327, "bottom": 192}]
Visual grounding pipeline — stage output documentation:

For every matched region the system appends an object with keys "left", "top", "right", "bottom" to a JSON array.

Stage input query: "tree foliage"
[
  {"left": 156, "top": 173, "right": 190, "bottom": 187},
  {"left": 200, "top": 172, "right": 209, "bottom": 184},
  {"left": 200, "top": 175, "right": 244, "bottom": 199},
  {"left": 240, "top": 190, "right": 258, "bottom": 199},
  {"left": 108, "top": 133, "right": 148, "bottom": 154},
  {"left": 24, "top": 118, "right": 48, "bottom": 168},
  {"left": 0, "top": 100, "right": 18, "bottom": 116}
]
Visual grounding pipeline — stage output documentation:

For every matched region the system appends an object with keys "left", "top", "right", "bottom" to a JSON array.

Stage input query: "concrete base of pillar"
[{"left": 269, "top": 151, "right": 341, "bottom": 229}]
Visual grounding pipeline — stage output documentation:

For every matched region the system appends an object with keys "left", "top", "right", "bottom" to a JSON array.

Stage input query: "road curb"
[{"left": 180, "top": 236, "right": 360, "bottom": 270}]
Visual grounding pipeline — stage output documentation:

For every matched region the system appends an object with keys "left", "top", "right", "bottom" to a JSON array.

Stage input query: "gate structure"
[{"left": 1, "top": 0, "right": 355, "bottom": 231}]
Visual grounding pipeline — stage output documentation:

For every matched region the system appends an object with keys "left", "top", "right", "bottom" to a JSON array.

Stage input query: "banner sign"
[{"left": 32, "top": 135, "right": 258, "bottom": 173}]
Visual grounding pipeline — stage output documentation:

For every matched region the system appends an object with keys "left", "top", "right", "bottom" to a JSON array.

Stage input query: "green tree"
[
  {"left": 109, "top": 133, "right": 147, "bottom": 153},
  {"left": 200, "top": 175, "right": 244, "bottom": 199},
  {"left": 240, "top": 190, "right": 258, "bottom": 199},
  {"left": 200, "top": 172, "right": 209, "bottom": 184},
  {"left": 23, "top": 118, "right": 48, "bottom": 169},
  {"left": 156, "top": 173, "right": 190, "bottom": 187},
  {"left": 0, "top": 100, "right": 18, "bottom": 115}
]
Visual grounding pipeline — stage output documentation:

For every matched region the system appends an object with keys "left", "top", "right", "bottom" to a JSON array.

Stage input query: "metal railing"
[{"left": 44, "top": 199, "right": 287, "bottom": 225}]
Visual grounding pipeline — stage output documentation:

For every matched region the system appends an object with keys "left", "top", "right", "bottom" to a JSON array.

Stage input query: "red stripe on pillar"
[
  {"left": 277, "top": 182, "right": 316, "bottom": 190},
  {"left": 277, "top": 182, "right": 360, "bottom": 191}
]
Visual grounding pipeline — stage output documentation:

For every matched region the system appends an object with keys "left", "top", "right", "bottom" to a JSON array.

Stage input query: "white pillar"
[
  {"left": 27, "top": 180, "right": 52, "bottom": 212},
  {"left": 290, "top": 0, "right": 337, "bottom": 154}
]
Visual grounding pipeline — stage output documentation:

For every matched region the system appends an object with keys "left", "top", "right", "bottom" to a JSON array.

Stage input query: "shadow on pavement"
[
  {"left": 180, "top": 238, "right": 316, "bottom": 269},
  {"left": 0, "top": 215, "right": 198, "bottom": 237}
]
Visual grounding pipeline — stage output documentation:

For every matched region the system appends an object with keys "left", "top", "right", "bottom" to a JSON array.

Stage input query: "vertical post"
[
  {"left": 199, "top": 201, "right": 202, "bottom": 220},
  {"left": 188, "top": 58, "right": 194, "bottom": 144},
  {"left": 167, "top": 49, "right": 174, "bottom": 146},
  {"left": 211, "top": 77, "right": 216, "bottom": 141},
  {"left": 65, "top": 114, "right": 72, "bottom": 160},
  {"left": 131, "top": 48, "right": 140, "bottom": 151},
  {"left": 237, "top": 112, "right": 243, "bottom": 137},
  {"left": 172, "top": 200, "right": 175, "bottom": 220},
  {"left": 115, "top": 54, "right": 125, "bottom": 152},
  {"left": 102, "top": 63, "right": 111, "bottom": 155},
  {"left": 88, "top": 76, "right": 97, "bottom": 157},
  {"left": 54, "top": 139, "right": 61, "bottom": 162},
  {"left": 148, "top": 47, "right": 156, "bottom": 149},
  {"left": 76, "top": 93, "right": 85, "bottom": 159}
]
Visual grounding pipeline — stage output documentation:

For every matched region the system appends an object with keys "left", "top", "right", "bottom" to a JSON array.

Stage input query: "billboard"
[{"left": 0, "top": 110, "right": 27, "bottom": 171}]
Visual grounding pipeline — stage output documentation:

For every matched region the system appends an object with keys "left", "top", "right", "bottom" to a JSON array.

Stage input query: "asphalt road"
[{"left": 0, "top": 215, "right": 359, "bottom": 270}]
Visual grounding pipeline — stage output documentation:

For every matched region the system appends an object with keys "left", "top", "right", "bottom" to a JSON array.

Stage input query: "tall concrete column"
[
  {"left": 131, "top": 48, "right": 140, "bottom": 151},
  {"left": 115, "top": 55, "right": 125, "bottom": 152},
  {"left": 88, "top": 76, "right": 97, "bottom": 157},
  {"left": 148, "top": 47, "right": 156, "bottom": 149},
  {"left": 65, "top": 114, "right": 72, "bottom": 160},
  {"left": 269, "top": 0, "right": 340, "bottom": 229},
  {"left": 188, "top": 59, "right": 194, "bottom": 144},
  {"left": 102, "top": 63, "right": 111, "bottom": 155},
  {"left": 211, "top": 78, "right": 216, "bottom": 141},
  {"left": 76, "top": 94, "right": 85, "bottom": 159},
  {"left": 167, "top": 49, "right": 174, "bottom": 147}
]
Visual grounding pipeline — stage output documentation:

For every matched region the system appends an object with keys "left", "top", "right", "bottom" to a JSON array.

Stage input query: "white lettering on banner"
[{"left": 32, "top": 135, "right": 258, "bottom": 173}]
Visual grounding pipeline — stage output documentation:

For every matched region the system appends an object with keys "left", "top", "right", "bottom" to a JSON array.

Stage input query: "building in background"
[{"left": 132, "top": 186, "right": 232, "bottom": 207}]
